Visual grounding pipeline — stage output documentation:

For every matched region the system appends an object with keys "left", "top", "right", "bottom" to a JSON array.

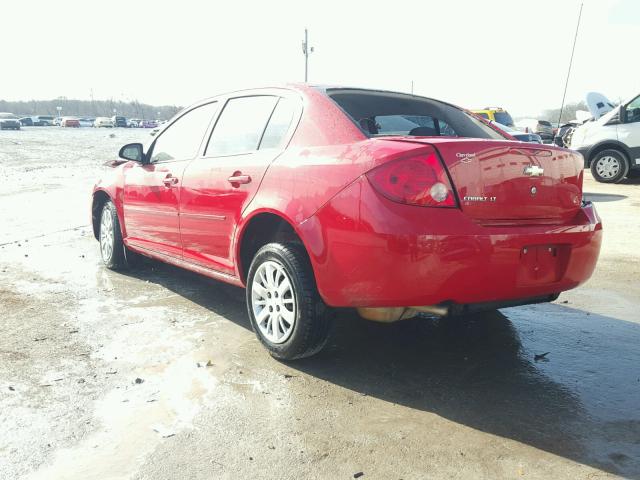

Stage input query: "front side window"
[
  {"left": 206, "top": 96, "right": 278, "bottom": 156},
  {"left": 625, "top": 96, "right": 640, "bottom": 123},
  {"left": 150, "top": 102, "right": 218, "bottom": 163}
]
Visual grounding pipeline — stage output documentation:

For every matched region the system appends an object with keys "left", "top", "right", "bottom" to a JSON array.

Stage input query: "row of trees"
[
  {"left": 0, "top": 97, "right": 182, "bottom": 120},
  {"left": 540, "top": 100, "right": 591, "bottom": 124}
]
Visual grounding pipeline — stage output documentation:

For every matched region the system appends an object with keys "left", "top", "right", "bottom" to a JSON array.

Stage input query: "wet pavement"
[{"left": 1, "top": 128, "right": 639, "bottom": 479}]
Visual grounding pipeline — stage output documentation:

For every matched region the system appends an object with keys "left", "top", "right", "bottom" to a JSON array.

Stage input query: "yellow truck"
[{"left": 471, "top": 107, "right": 514, "bottom": 127}]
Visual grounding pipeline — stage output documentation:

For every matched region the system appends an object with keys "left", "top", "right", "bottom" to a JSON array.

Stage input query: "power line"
[{"left": 557, "top": 2, "right": 583, "bottom": 125}]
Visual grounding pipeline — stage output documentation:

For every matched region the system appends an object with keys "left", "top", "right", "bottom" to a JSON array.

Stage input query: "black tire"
[
  {"left": 590, "top": 149, "right": 629, "bottom": 183},
  {"left": 98, "top": 200, "right": 128, "bottom": 270},
  {"left": 246, "top": 243, "right": 332, "bottom": 360}
]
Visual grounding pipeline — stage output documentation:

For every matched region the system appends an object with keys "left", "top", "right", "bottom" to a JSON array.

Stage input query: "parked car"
[
  {"left": 492, "top": 122, "right": 543, "bottom": 143},
  {"left": 515, "top": 119, "right": 554, "bottom": 143},
  {"left": 139, "top": 119, "right": 158, "bottom": 128},
  {"left": 53, "top": 117, "right": 63, "bottom": 126},
  {"left": 0, "top": 113, "right": 21, "bottom": 130},
  {"left": 79, "top": 117, "right": 96, "bottom": 127},
  {"left": 19, "top": 117, "right": 33, "bottom": 126},
  {"left": 112, "top": 116, "right": 127, "bottom": 128},
  {"left": 570, "top": 92, "right": 640, "bottom": 183},
  {"left": 553, "top": 121, "right": 581, "bottom": 148},
  {"left": 92, "top": 85, "right": 602, "bottom": 359},
  {"left": 127, "top": 118, "right": 141, "bottom": 128},
  {"left": 61, "top": 117, "right": 80, "bottom": 128},
  {"left": 94, "top": 117, "right": 114, "bottom": 128},
  {"left": 33, "top": 115, "right": 54, "bottom": 126},
  {"left": 471, "top": 107, "right": 515, "bottom": 127}
]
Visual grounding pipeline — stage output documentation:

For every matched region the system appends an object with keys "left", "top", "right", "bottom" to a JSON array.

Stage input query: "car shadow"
[
  {"left": 121, "top": 261, "right": 640, "bottom": 478},
  {"left": 583, "top": 192, "right": 627, "bottom": 202}
]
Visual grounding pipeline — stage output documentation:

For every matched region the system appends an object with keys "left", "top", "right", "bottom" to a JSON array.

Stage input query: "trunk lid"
[{"left": 388, "top": 138, "right": 584, "bottom": 224}]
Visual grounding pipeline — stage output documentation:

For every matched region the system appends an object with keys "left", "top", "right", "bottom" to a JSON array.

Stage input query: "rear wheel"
[
  {"left": 590, "top": 149, "right": 629, "bottom": 183},
  {"left": 99, "top": 200, "right": 128, "bottom": 269},
  {"left": 246, "top": 243, "right": 332, "bottom": 360}
]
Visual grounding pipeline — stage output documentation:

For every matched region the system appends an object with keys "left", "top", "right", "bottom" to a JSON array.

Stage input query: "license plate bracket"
[{"left": 517, "top": 244, "right": 570, "bottom": 285}]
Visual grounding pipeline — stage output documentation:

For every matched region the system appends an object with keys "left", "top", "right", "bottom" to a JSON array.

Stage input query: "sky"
[{"left": 3, "top": 0, "right": 639, "bottom": 117}]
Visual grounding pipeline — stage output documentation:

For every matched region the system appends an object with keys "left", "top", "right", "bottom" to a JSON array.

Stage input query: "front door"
[
  {"left": 123, "top": 101, "right": 219, "bottom": 258},
  {"left": 180, "top": 95, "right": 297, "bottom": 274},
  {"left": 619, "top": 95, "right": 640, "bottom": 167}
]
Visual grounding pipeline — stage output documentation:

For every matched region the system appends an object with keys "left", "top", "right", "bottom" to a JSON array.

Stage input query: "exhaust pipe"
[{"left": 357, "top": 305, "right": 449, "bottom": 323}]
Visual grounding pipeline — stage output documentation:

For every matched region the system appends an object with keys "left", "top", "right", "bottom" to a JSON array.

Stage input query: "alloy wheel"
[
  {"left": 251, "top": 260, "right": 296, "bottom": 344},
  {"left": 595, "top": 155, "right": 621, "bottom": 179},
  {"left": 100, "top": 207, "right": 114, "bottom": 262}
]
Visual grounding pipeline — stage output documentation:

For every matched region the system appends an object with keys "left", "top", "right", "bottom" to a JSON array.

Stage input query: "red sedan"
[
  {"left": 61, "top": 117, "right": 80, "bottom": 128},
  {"left": 91, "top": 85, "right": 602, "bottom": 359}
]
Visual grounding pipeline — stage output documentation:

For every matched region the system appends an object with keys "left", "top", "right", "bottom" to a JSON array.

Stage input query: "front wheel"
[
  {"left": 99, "top": 200, "right": 128, "bottom": 269},
  {"left": 246, "top": 243, "right": 332, "bottom": 360},
  {"left": 590, "top": 149, "right": 629, "bottom": 183}
]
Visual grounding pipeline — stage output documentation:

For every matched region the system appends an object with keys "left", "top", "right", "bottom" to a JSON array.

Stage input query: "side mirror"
[
  {"left": 619, "top": 106, "right": 627, "bottom": 124},
  {"left": 119, "top": 143, "right": 144, "bottom": 162}
]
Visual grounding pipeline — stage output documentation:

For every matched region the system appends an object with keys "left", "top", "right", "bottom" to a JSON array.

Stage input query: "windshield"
[
  {"left": 327, "top": 89, "right": 505, "bottom": 140},
  {"left": 493, "top": 121, "right": 515, "bottom": 133},
  {"left": 493, "top": 111, "right": 514, "bottom": 126}
]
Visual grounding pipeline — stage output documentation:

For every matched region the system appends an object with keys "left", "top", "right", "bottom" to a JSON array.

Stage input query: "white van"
[{"left": 570, "top": 93, "right": 640, "bottom": 183}]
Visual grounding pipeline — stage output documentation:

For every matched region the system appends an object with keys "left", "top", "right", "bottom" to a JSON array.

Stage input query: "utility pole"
[{"left": 302, "top": 28, "right": 314, "bottom": 82}]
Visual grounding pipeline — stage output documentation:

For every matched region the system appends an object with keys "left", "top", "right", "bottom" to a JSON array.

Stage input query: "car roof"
[{"left": 186, "top": 83, "right": 464, "bottom": 112}]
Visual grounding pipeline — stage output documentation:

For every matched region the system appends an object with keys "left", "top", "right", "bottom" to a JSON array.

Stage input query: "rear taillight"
[{"left": 366, "top": 149, "right": 457, "bottom": 207}]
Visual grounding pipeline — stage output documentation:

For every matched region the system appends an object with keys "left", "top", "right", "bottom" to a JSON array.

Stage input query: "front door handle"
[
  {"left": 228, "top": 171, "right": 252, "bottom": 186},
  {"left": 163, "top": 174, "right": 179, "bottom": 187}
]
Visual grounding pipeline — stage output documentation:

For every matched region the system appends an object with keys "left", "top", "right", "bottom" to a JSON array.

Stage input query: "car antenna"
[{"left": 557, "top": 2, "right": 583, "bottom": 127}]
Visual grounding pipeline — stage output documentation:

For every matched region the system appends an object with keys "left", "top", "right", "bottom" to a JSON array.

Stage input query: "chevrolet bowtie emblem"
[{"left": 524, "top": 165, "right": 544, "bottom": 177}]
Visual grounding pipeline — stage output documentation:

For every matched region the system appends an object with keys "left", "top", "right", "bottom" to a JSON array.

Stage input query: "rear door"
[
  {"left": 180, "top": 95, "right": 298, "bottom": 274},
  {"left": 123, "top": 102, "right": 218, "bottom": 257}
]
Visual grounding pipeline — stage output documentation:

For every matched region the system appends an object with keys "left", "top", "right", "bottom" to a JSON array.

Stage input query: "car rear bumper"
[
  {"left": 573, "top": 147, "right": 590, "bottom": 167},
  {"left": 300, "top": 176, "right": 602, "bottom": 308}
]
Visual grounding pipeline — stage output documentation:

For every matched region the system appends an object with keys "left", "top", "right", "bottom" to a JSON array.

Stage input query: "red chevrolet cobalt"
[{"left": 92, "top": 85, "right": 602, "bottom": 359}]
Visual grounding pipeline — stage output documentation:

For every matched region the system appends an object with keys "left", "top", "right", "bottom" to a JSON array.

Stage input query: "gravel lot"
[{"left": 1, "top": 128, "right": 639, "bottom": 480}]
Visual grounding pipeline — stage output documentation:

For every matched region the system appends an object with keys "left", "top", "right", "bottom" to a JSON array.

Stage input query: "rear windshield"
[
  {"left": 326, "top": 89, "right": 505, "bottom": 140},
  {"left": 493, "top": 111, "right": 514, "bottom": 126},
  {"left": 538, "top": 120, "right": 551, "bottom": 126}
]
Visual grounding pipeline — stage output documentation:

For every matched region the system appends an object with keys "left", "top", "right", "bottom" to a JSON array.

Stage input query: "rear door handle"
[
  {"left": 163, "top": 174, "right": 179, "bottom": 187},
  {"left": 228, "top": 172, "right": 252, "bottom": 186}
]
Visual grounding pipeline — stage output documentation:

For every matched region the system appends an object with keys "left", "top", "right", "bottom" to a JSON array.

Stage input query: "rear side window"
[
  {"left": 206, "top": 96, "right": 278, "bottom": 156},
  {"left": 150, "top": 102, "right": 218, "bottom": 163},
  {"left": 259, "top": 98, "right": 295, "bottom": 149},
  {"left": 327, "top": 89, "right": 505, "bottom": 140}
]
